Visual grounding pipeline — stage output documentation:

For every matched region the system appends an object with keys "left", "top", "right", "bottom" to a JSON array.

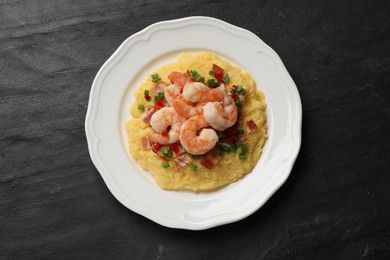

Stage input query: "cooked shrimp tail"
[
  {"left": 180, "top": 115, "right": 218, "bottom": 155},
  {"left": 149, "top": 107, "right": 186, "bottom": 144}
]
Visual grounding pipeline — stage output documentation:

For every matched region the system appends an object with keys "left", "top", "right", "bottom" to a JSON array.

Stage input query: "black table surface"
[{"left": 1, "top": 0, "right": 389, "bottom": 259}]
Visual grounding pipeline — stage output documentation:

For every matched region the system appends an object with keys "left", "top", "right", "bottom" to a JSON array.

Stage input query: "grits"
[{"left": 125, "top": 52, "right": 267, "bottom": 191}]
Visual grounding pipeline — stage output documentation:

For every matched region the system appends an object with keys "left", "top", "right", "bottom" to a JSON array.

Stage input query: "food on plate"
[{"left": 125, "top": 52, "right": 267, "bottom": 191}]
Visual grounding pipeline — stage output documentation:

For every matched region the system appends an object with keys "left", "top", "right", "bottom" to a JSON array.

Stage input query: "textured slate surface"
[{"left": 1, "top": 0, "right": 390, "bottom": 259}]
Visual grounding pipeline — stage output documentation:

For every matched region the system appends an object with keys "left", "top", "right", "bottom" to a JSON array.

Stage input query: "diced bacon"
[
  {"left": 142, "top": 108, "right": 155, "bottom": 123},
  {"left": 200, "top": 149, "right": 221, "bottom": 169},
  {"left": 151, "top": 82, "right": 167, "bottom": 95},
  {"left": 175, "top": 153, "right": 192, "bottom": 170},
  {"left": 246, "top": 119, "right": 258, "bottom": 132},
  {"left": 200, "top": 158, "right": 214, "bottom": 169},
  {"left": 141, "top": 136, "right": 150, "bottom": 150}
]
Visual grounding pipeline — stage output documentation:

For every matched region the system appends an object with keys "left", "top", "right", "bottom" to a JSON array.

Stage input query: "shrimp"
[
  {"left": 164, "top": 83, "right": 181, "bottom": 107},
  {"left": 182, "top": 82, "right": 210, "bottom": 103},
  {"left": 180, "top": 115, "right": 218, "bottom": 155},
  {"left": 165, "top": 72, "right": 202, "bottom": 117},
  {"left": 182, "top": 82, "right": 224, "bottom": 104},
  {"left": 168, "top": 71, "right": 190, "bottom": 87},
  {"left": 203, "top": 84, "right": 238, "bottom": 131},
  {"left": 169, "top": 82, "right": 224, "bottom": 118},
  {"left": 171, "top": 98, "right": 203, "bottom": 118},
  {"left": 149, "top": 107, "right": 186, "bottom": 144},
  {"left": 166, "top": 72, "right": 225, "bottom": 119}
]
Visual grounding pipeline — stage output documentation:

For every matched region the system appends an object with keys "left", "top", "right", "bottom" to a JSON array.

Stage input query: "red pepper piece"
[
  {"left": 154, "top": 99, "right": 164, "bottom": 111},
  {"left": 144, "top": 94, "right": 151, "bottom": 101},
  {"left": 161, "top": 132, "right": 169, "bottom": 137},
  {"left": 152, "top": 143, "right": 161, "bottom": 151},
  {"left": 169, "top": 143, "right": 180, "bottom": 154},
  {"left": 212, "top": 64, "right": 224, "bottom": 79}
]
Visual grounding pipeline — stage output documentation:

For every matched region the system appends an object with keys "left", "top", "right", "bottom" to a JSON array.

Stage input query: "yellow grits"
[{"left": 125, "top": 52, "right": 267, "bottom": 191}]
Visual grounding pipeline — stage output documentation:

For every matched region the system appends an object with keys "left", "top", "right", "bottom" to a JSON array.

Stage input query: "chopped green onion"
[
  {"left": 238, "top": 129, "right": 245, "bottom": 135},
  {"left": 221, "top": 143, "right": 231, "bottom": 153},
  {"left": 161, "top": 147, "right": 173, "bottom": 158},
  {"left": 231, "top": 85, "right": 246, "bottom": 95},
  {"left": 190, "top": 70, "right": 203, "bottom": 82},
  {"left": 137, "top": 104, "right": 145, "bottom": 111},
  {"left": 235, "top": 99, "right": 242, "bottom": 107},
  {"left": 190, "top": 164, "right": 198, "bottom": 172},
  {"left": 161, "top": 148, "right": 168, "bottom": 155},
  {"left": 162, "top": 162, "right": 170, "bottom": 168},
  {"left": 236, "top": 140, "right": 242, "bottom": 146},
  {"left": 223, "top": 73, "right": 230, "bottom": 83},
  {"left": 206, "top": 79, "right": 218, "bottom": 87},
  {"left": 229, "top": 142, "right": 238, "bottom": 152},
  {"left": 144, "top": 89, "right": 149, "bottom": 95},
  {"left": 153, "top": 92, "right": 165, "bottom": 103},
  {"left": 151, "top": 73, "right": 160, "bottom": 82},
  {"left": 217, "top": 146, "right": 225, "bottom": 156},
  {"left": 156, "top": 92, "right": 164, "bottom": 100},
  {"left": 241, "top": 143, "right": 248, "bottom": 154},
  {"left": 239, "top": 153, "right": 246, "bottom": 160},
  {"left": 209, "top": 70, "right": 216, "bottom": 76}
]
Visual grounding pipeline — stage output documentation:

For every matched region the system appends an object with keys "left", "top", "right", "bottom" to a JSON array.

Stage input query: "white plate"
[{"left": 85, "top": 16, "right": 302, "bottom": 230}]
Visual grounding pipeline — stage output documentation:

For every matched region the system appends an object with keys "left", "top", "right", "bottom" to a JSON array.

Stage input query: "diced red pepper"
[
  {"left": 161, "top": 132, "right": 169, "bottom": 137},
  {"left": 231, "top": 85, "right": 237, "bottom": 91},
  {"left": 152, "top": 143, "right": 161, "bottom": 151},
  {"left": 144, "top": 94, "right": 151, "bottom": 101},
  {"left": 169, "top": 143, "right": 180, "bottom": 154},
  {"left": 228, "top": 136, "right": 238, "bottom": 143},
  {"left": 212, "top": 64, "right": 224, "bottom": 79},
  {"left": 154, "top": 99, "right": 164, "bottom": 111},
  {"left": 225, "top": 127, "right": 238, "bottom": 136}
]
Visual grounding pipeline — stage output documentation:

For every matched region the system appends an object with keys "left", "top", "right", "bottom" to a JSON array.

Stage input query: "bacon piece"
[
  {"left": 141, "top": 136, "right": 151, "bottom": 150},
  {"left": 212, "top": 64, "right": 224, "bottom": 79},
  {"left": 246, "top": 119, "right": 258, "bottom": 132},
  {"left": 200, "top": 149, "right": 221, "bottom": 169},
  {"left": 200, "top": 158, "right": 214, "bottom": 169},
  {"left": 175, "top": 153, "right": 192, "bottom": 170},
  {"left": 151, "top": 82, "right": 167, "bottom": 95},
  {"left": 142, "top": 108, "right": 155, "bottom": 123},
  {"left": 173, "top": 144, "right": 186, "bottom": 157}
]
